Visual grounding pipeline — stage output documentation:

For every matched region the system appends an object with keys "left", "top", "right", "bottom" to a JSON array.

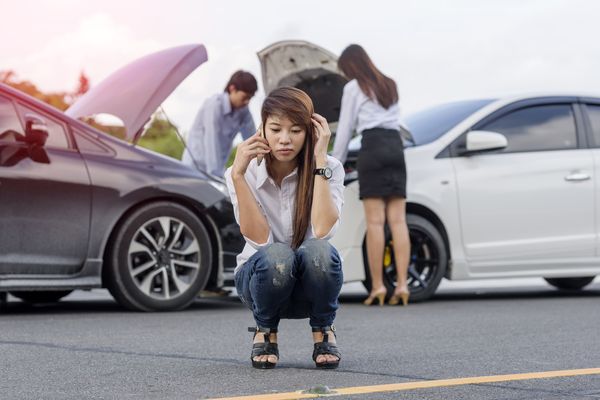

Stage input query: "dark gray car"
[{"left": 0, "top": 44, "right": 244, "bottom": 311}]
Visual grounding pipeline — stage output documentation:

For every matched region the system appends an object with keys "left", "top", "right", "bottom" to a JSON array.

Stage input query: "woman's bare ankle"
[
  {"left": 253, "top": 332, "right": 277, "bottom": 344},
  {"left": 312, "top": 330, "right": 336, "bottom": 344}
]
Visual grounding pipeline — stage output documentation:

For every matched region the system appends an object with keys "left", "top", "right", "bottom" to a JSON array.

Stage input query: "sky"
[{"left": 3, "top": 0, "right": 600, "bottom": 138}]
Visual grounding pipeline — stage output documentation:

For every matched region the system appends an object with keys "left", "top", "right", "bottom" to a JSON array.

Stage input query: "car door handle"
[{"left": 564, "top": 172, "right": 591, "bottom": 182}]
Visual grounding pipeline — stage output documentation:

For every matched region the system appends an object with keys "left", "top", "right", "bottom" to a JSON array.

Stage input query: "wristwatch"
[{"left": 314, "top": 167, "right": 333, "bottom": 180}]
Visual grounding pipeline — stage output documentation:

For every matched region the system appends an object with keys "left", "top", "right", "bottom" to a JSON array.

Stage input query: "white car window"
[
  {"left": 585, "top": 104, "right": 600, "bottom": 147},
  {"left": 480, "top": 105, "right": 576, "bottom": 153}
]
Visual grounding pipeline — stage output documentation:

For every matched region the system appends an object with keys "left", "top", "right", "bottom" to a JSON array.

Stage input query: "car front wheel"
[
  {"left": 362, "top": 214, "right": 448, "bottom": 302},
  {"left": 105, "top": 202, "right": 212, "bottom": 311}
]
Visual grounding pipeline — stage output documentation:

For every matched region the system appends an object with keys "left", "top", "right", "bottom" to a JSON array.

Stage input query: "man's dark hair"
[{"left": 224, "top": 70, "right": 258, "bottom": 95}]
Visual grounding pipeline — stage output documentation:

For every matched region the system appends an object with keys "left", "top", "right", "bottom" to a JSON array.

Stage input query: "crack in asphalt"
[
  {"left": 1, "top": 339, "right": 426, "bottom": 380},
  {"left": 0, "top": 340, "right": 246, "bottom": 366}
]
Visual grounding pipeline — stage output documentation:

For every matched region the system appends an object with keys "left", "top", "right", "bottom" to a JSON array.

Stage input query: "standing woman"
[
  {"left": 332, "top": 44, "right": 410, "bottom": 306},
  {"left": 226, "top": 87, "right": 345, "bottom": 369}
]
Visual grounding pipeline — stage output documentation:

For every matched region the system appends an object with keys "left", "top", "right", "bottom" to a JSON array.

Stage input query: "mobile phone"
[{"left": 256, "top": 123, "right": 265, "bottom": 166}]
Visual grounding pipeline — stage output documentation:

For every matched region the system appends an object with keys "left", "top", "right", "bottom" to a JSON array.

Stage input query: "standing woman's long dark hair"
[
  {"left": 261, "top": 87, "right": 316, "bottom": 249},
  {"left": 338, "top": 44, "right": 398, "bottom": 109}
]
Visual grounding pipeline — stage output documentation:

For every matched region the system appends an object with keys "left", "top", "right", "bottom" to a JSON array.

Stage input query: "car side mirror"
[
  {"left": 24, "top": 114, "right": 49, "bottom": 147},
  {"left": 28, "top": 144, "right": 50, "bottom": 164},
  {"left": 463, "top": 130, "right": 507, "bottom": 154}
]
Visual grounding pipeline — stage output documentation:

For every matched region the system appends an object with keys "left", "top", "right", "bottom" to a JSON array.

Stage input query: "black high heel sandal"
[
  {"left": 248, "top": 327, "right": 279, "bottom": 369},
  {"left": 312, "top": 326, "right": 341, "bottom": 369}
]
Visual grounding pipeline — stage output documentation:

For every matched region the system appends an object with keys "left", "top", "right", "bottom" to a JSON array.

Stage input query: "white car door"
[
  {"left": 451, "top": 102, "right": 595, "bottom": 276},
  {"left": 582, "top": 102, "right": 600, "bottom": 255}
]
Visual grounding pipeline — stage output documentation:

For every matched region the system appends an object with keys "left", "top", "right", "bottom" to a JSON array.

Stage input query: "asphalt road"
[{"left": 1, "top": 278, "right": 600, "bottom": 399}]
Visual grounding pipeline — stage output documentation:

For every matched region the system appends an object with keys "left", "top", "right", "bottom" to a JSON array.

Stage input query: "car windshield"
[
  {"left": 347, "top": 99, "right": 495, "bottom": 151},
  {"left": 404, "top": 99, "right": 495, "bottom": 146}
]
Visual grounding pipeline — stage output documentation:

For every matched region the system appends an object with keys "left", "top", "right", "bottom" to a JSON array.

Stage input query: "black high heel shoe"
[
  {"left": 248, "top": 327, "right": 279, "bottom": 369},
  {"left": 312, "top": 326, "right": 341, "bottom": 369}
]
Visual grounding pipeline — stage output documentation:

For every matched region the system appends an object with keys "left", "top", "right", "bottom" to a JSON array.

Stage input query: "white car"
[
  {"left": 257, "top": 41, "right": 600, "bottom": 301},
  {"left": 333, "top": 94, "right": 600, "bottom": 301}
]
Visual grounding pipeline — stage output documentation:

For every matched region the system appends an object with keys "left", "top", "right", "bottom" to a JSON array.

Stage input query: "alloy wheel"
[
  {"left": 127, "top": 216, "right": 201, "bottom": 300},
  {"left": 382, "top": 225, "right": 441, "bottom": 298}
]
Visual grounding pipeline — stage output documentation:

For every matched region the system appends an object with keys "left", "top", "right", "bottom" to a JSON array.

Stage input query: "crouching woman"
[{"left": 225, "top": 87, "right": 345, "bottom": 369}]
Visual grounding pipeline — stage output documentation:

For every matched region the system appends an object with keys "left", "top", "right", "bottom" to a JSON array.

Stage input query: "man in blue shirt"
[
  {"left": 182, "top": 70, "right": 257, "bottom": 177},
  {"left": 183, "top": 71, "right": 257, "bottom": 297}
]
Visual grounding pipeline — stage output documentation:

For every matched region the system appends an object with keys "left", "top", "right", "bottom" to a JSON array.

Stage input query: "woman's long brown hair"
[
  {"left": 261, "top": 87, "right": 315, "bottom": 249},
  {"left": 338, "top": 44, "right": 398, "bottom": 109}
]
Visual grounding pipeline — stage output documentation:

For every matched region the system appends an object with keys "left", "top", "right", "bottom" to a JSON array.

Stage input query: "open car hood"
[
  {"left": 66, "top": 44, "right": 208, "bottom": 142},
  {"left": 257, "top": 40, "right": 347, "bottom": 122}
]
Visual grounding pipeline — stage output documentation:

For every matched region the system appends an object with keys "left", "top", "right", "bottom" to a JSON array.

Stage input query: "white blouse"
[
  {"left": 332, "top": 79, "right": 402, "bottom": 164},
  {"left": 225, "top": 155, "right": 345, "bottom": 274}
]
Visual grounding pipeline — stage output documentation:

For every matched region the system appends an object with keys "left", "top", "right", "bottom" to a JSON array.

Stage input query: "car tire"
[
  {"left": 544, "top": 277, "right": 595, "bottom": 291},
  {"left": 105, "top": 202, "right": 212, "bottom": 311},
  {"left": 362, "top": 213, "right": 448, "bottom": 302},
  {"left": 10, "top": 290, "right": 73, "bottom": 303}
]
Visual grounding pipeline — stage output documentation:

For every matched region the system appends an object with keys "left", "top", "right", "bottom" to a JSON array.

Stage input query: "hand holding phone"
[
  {"left": 232, "top": 124, "right": 270, "bottom": 178},
  {"left": 256, "top": 123, "right": 265, "bottom": 166}
]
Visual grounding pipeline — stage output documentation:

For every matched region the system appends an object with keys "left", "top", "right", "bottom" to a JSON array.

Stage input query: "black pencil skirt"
[{"left": 357, "top": 128, "right": 407, "bottom": 200}]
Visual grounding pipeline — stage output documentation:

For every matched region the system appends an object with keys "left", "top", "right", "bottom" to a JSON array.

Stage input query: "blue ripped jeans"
[{"left": 235, "top": 239, "right": 343, "bottom": 329}]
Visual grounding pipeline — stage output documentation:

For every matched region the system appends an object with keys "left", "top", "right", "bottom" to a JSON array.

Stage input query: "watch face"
[{"left": 314, "top": 167, "right": 333, "bottom": 179}]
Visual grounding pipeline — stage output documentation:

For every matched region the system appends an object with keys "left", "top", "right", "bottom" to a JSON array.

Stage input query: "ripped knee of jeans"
[
  {"left": 262, "top": 243, "right": 295, "bottom": 287},
  {"left": 298, "top": 239, "right": 339, "bottom": 275}
]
